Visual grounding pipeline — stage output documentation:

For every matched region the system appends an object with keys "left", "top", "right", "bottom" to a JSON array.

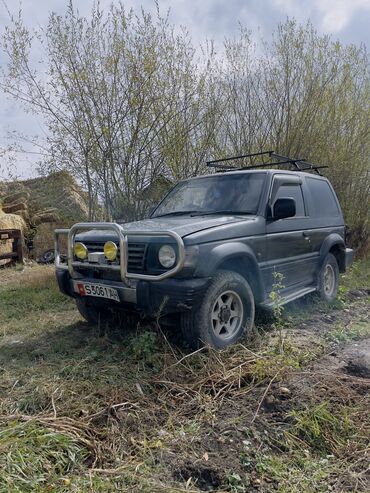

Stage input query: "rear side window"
[
  {"left": 307, "top": 178, "right": 340, "bottom": 217},
  {"left": 274, "top": 184, "right": 306, "bottom": 217}
]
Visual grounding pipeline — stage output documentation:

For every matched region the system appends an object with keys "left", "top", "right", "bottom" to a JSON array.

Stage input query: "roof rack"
[{"left": 206, "top": 150, "right": 328, "bottom": 175}]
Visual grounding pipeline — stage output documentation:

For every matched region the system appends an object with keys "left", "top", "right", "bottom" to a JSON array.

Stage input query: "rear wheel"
[
  {"left": 75, "top": 298, "right": 110, "bottom": 325},
  {"left": 317, "top": 253, "right": 339, "bottom": 303},
  {"left": 181, "top": 270, "right": 255, "bottom": 349}
]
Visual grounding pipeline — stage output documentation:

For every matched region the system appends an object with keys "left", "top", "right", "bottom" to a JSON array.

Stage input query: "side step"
[{"left": 260, "top": 286, "right": 317, "bottom": 310}]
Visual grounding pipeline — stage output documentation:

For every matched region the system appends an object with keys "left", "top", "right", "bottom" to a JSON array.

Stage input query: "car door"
[
  {"left": 303, "top": 176, "right": 345, "bottom": 270},
  {"left": 265, "top": 174, "right": 316, "bottom": 291}
]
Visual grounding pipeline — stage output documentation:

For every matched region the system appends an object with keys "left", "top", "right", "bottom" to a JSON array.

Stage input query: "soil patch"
[{"left": 173, "top": 464, "right": 221, "bottom": 491}]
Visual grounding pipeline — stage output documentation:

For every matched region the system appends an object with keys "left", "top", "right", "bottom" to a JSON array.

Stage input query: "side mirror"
[{"left": 273, "top": 198, "right": 296, "bottom": 220}]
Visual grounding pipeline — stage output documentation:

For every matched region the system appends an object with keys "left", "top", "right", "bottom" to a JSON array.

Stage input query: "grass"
[
  {"left": 0, "top": 260, "right": 369, "bottom": 492},
  {"left": 251, "top": 397, "right": 370, "bottom": 493},
  {"left": 0, "top": 284, "right": 68, "bottom": 321},
  {"left": 254, "top": 453, "right": 336, "bottom": 493},
  {"left": 341, "top": 257, "right": 370, "bottom": 292},
  {"left": 0, "top": 421, "right": 88, "bottom": 493},
  {"left": 325, "top": 320, "right": 370, "bottom": 344},
  {"left": 288, "top": 401, "right": 356, "bottom": 454}
]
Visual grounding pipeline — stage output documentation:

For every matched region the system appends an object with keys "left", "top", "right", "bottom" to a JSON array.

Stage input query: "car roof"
[{"left": 184, "top": 169, "right": 328, "bottom": 181}]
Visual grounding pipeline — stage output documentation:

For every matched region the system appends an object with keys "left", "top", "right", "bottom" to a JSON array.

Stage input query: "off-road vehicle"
[{"left": 55, "top": 151, "right": 354, "bottom": 348}]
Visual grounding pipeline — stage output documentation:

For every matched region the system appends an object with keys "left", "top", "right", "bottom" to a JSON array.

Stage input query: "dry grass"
[
  {"left": 0, "top": 262, "right": 369, "bottom": 492},
  {"left": 0, "top": 262, "right": 55, "bottom": 288}
]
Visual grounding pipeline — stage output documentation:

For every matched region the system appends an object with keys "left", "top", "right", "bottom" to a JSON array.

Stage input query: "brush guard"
[{"left": 55, "top": 222, "right": 185, "bottom": 281}]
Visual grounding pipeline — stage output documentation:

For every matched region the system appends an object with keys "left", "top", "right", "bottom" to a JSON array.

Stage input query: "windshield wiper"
[
  {"left": 190, "top": 210, "right": 254, "bottom": 216},
  {"left": 153, "top": 210, "right": 199, "bottom": 218}
]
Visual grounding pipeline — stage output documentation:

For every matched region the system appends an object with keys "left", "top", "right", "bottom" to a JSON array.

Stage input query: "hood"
[
  {"left": 75, "top": 215, "right": 252, "bottom": 242},
  {"left": 121, "top": 215, "right": 249, "bottom": 237}
]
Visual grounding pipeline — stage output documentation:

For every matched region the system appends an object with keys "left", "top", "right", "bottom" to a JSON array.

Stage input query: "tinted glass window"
[
  {"left": 307, "top": 178, "right": 339, "bottom": 217},
  {"left": 274, "top": 184, "right": 306, "bottom": 216},
  {"left": 153, "top": 173, "right": 266, "bottom": 217}
]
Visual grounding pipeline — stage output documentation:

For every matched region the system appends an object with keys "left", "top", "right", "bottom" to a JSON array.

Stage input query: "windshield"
[{"left": 152, "top": 173, "right": 266, "bottom": 217}]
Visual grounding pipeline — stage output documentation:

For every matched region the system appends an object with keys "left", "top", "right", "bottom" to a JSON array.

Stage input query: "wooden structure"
[{"left": 0, "top": 229, "right": 24, "bottom": 265}]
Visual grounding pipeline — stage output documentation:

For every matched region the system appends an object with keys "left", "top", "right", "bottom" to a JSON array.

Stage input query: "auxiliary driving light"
[
  {"left": 74, "top": 242, "right": 88, "bottom": 260},
  {"left": 104, "top": 241, "right": 118, "bottom": 261}
]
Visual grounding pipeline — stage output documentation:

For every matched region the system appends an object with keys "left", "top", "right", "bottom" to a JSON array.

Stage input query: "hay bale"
[
  {"left": 0, "top": 207, "right": 26, "bottom": 265},
  {"left": 0, "top": 170, "right": 92, "bottom": 223},
  {"left": 34, "top": 207, "right": 59, "bottom": 215},
  {"left": 0, "top": 208, "right": 26, "bottom": 231},
  {"left": 15, "top": 209, "right": 29, "bottom": 222},
  {"left": 32, "top": 209, "right": 60, "bottom": 225},
  {"left": 32, "top": 222, "right": 55, "bottom": 258},
  {"left": 2, "top": 190, "right": 30, "bottom": 205},
  {"left": 31, "top": 221, "right": 68, "bottom": 259},
  {"left": 2, "top": 201, "right": 28, "bottom": 214}
]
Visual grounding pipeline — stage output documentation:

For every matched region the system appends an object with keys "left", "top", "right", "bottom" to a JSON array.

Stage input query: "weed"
[
  {"left": 325, "top": 321, "right": 370, "bottom": 344},
  {"left": 336, "top": 285, "right": 347, "bottom": 304},
  {"left": 250, "top": 352, "right": 300, "bottom": 382},
  {"left": 269, "top": 271, "right": 285, "bottom": 320},
  {"left": 225, "top": 472, "right": 249, "bottom": 492},
  {"left": 127, "top": 330, "right": 159, "bottom": 366},
  {"left": 269, "top": 271, "right": 292, "bottom": 354}
]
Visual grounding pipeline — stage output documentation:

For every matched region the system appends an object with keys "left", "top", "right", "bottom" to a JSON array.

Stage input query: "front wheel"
[
  {"left": 317, "top": 253, "right": 339, "bottom": 303},
  {"left": 75, "top": 298, "right": 111, "bottom": 325},
  {"left": 181, "top": 270, "right": 255, "bottom": 349}
]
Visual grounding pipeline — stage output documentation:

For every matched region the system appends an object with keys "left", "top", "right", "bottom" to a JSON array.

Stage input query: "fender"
[
  {"left": 319, "top": 233, "right": 346, "bottom": 270},
  {"left": 195, "top": 242, "right": 265, "bottom": 302}
]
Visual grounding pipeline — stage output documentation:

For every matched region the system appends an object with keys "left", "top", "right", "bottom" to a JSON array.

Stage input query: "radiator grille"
[{"left": 82, "top": 241, "right": 147, "bottom": 272}]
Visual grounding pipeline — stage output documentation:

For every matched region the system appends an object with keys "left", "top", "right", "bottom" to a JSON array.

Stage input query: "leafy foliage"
[{"left": 0, "top": 7, "right": 368, "bottom": 249}]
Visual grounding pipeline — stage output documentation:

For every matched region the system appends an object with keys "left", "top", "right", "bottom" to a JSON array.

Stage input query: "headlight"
[
  {"left": 74, "top": 242, "right": 88, "bottom": 260},
  {"left": 104, "top": 241, "right": 118, "bottom": 261},
  {"left": 158, "top": 244, "right": 176, "bottom": 268}
]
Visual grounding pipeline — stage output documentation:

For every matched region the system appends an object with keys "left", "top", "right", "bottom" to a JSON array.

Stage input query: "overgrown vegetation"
[
  {"left": 0, "top": 4, "right": 369, "bottom": 249},
  {"left": 0, "top": 260, "right": 369, "bottom": 491}
]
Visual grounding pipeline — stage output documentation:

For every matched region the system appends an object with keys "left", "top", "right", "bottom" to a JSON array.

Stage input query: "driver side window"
[{"left": 274, "top": 184, "right": 306, "bottom": 217}]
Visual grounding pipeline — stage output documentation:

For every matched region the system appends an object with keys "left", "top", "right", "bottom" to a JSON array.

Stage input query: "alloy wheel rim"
[
  {"left": 211, "top": 290, "right": 244, "bottom": 340},
  {"left": 324, "top": 264, "right": 335, "bottom": 296}
]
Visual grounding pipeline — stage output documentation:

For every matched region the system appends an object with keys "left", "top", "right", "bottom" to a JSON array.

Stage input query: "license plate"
[{"left": 74, "top": 282, "right": 120, "bottom": 302}]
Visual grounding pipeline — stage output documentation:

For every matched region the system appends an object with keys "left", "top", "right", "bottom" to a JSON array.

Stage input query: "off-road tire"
[
  {"left": 317, "top": 253, "right": 339, "bottom": 303},
  {"left": 75, "top": 298, "right": 110, "bottom": 326},
  {"left": 181, "top": 270, "right": 255, "bottom": 349}
]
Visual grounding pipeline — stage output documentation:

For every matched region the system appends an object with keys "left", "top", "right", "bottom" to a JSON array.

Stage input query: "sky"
[{"left": 1, "top": 0, "right": 370, "bottom": 179}]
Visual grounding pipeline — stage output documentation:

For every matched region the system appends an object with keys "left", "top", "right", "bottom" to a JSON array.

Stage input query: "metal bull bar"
[{"left": 55, "top": 222, "right": 186, "bottom": 282}]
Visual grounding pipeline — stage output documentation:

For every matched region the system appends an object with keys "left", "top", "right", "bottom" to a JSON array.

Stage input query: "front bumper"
[
  {"left": 55, "top": 222, "right": 186, "bottom": 282},
  {"left": 56, "top": 269, "right": 209, "bottom": 316}
]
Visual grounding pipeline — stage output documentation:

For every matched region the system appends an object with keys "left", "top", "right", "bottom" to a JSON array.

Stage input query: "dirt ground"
[{"left": 161, "top": 290, "right": 370, "bottom": 492}]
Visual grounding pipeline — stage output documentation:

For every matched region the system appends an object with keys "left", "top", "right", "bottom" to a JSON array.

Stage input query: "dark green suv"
[{"left": 55, "top": 152, "right": 354, "bottom": 348}]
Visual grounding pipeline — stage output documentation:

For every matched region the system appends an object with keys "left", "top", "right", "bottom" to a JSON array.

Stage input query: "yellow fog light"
[
  {"left": 104, "top": 241, "right": 118, "bottom": 261},
  {"left": 74, "top": 242, "right": 88, "bottom": 260}
]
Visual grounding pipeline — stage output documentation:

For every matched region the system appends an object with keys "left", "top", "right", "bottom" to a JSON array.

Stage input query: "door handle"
[{"left": 302, "top": 232, "right": 310, "bottom": 239}]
